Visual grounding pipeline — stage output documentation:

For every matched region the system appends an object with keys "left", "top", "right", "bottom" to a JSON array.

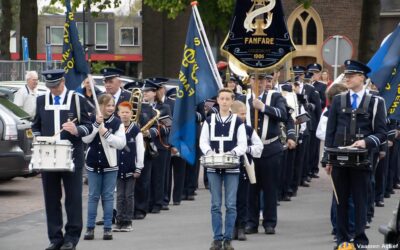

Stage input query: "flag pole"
[{"left": 191, "top": 1, "right": 223, "bottom": 89}]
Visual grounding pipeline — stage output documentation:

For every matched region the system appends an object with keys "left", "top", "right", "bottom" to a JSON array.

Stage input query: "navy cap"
[
  {"left": 281, "top": 83, "right": 293, "bottom": 92},
  {"left": 142, "top": 79, "right": 161, "bottom": 91},
  {"left": 304, "top": 71, "right": 314, "bottom": 80},
  {"left": 124, "top": 80, "right": 143, "bottom": 90},
  {"left": 100, "top": 68, "right": 124, "bottom": 80},
  {"left": 307, "top": 63, "right": 322, "bottom": 72},
  {"left": 148, "top": 77, "right": 169, "bottom": 85},
  {"left": 292, "top": 66, "right": 306, "bottom": 75},
  {"left": 41, "top": 69, "right": 65, "bottom": 88},
  {"left": 249, "top": 73, "right": 273, "bottom": 79},
  {"left": 344, "top": 60, "right": 371, "bottom": 76},
  {"left": 166, "top": 87, "right": 177, "bottom": 97}
]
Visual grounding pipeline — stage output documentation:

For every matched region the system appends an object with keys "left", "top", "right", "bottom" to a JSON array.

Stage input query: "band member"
[
  {"left": 231, "top": 100, "right": 263, "bottom": 241},
  {"left": 200, "top": 88, "right": 247, "bottom": 250},
  {"left": 32, "top": 69, "right": 93, "bottom": 250},
  {"left": 225, "top": 74, "right": 246, "bottom": 103},
  {"left": 245, "top": 73, "right": 287, "bottom": 235},
  {"left": 82, "top": 94, "right": 126, "bottom": 241},
  {"left": 324, "top": 60, "right": 387, "bottom": 249},
  {"left": 100, "top": 67, "right": 130, "bottom": 116},
  {"left": 113, "top": 101, "right": 144, "bottom": 232}
]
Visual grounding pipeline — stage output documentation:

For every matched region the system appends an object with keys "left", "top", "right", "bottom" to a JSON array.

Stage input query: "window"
[
  {"left": 120, "top": 27, "right": 139, "bottom": 46},
  {"left": 77, "top": 22, "right": 89, "bottom": 45},
  {"left": 306, "top": 18, "right": 317, "bottom": 45},
  {"left": 292, "top": 19, "right": 303, "bottom": 45},
  {"left": 48, "top": 26, "right": 64, "bottom": 45},
  {"left": 95, "top": 22, "right": 108, "bottom": 50}
]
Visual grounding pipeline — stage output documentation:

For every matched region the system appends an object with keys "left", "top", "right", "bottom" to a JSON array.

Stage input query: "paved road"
[{"left": 0, "top": 172, "right": 398, "bottom": 250}]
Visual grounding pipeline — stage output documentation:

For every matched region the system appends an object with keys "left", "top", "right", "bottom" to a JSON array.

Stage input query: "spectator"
[{"left": 13, "top": 71, "right": 40, "bottom": 118}]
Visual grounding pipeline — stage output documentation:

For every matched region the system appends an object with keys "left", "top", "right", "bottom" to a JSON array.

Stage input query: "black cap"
[
  {"left": 343, "top": 60, "right": 371, "bottom": 76},
  {"left": 307, "top": 63, "right": 322, "bottom": 72},
  {"left": 292, "top": 66, "right": 306, "bottom": 75},
  {"left": 142, "top": 79, "right": 161, "bottom": 91},
  {"left": 100, "top": 68, "right": 124, "bottom": 80},
  {"left": 148, "top": 77, "right": 169, "bottom": 86},
  {"left": 304, "top": 71, "right": 314, "bottom": 80},
  {"left": 41, "top": 69, "right": 65, "bottom": 88}
]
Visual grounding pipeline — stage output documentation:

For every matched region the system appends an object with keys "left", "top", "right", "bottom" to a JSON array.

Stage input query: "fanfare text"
[{"left": 177, "top": 37, "right": 201, "bottom": 98}]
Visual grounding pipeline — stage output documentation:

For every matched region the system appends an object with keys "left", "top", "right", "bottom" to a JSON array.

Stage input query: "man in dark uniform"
[
  {"left": 307, "top": 63, "right": 327, "bottom": 179},
  {"left": 100, "top": 67, "right": 131, "bottom": 116},
  {"left": 245, "top": 73, "right": 287, "bottom": 235},
  {"left": 32, "top": 69, "right": 93, "bottom": 250},
  {"left": 324, "top": 60, "right": 387, "bottom": 249}
]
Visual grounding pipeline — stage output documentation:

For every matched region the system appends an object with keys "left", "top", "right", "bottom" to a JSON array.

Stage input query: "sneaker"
[
  {"left": 223, "top": 240, "right": 234, "bottom": 250},
  {"left": 103, "top": 229, "right": 113, "bottom": 240},
  {"left": 83, "top": 228, "right": 94, "bottom": 240},
  {"left": 120, "top": 221, "right": 133, "bottom": 232},
  {"left": 112, "top": 221, "right": 123, "bottom": 232},
  {"left": 209, "top": 240, "right": 222, "bottom": 250}
]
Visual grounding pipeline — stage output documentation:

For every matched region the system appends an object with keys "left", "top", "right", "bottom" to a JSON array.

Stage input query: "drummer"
[
  {"left": 324, "top": 60, "right": 387, "bottom": 249},
  {"left": 32, "top": 69, "right": 93, "bottom": 250},
  {"left": 199, "top": 88, "right": 247, "bottom": 250}
]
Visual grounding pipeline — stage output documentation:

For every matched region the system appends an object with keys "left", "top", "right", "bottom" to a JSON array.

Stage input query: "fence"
[{"left": 0, "top": 60, "right": 62, "bottom": 81}]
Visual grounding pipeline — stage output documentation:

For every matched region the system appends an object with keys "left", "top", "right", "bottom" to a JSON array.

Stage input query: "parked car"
[
  {"left": 379, "top": 200, "right": 400, "bottom": 249},
  {"left": 0, "top": 88, "right": 35, "bottom": 180}
]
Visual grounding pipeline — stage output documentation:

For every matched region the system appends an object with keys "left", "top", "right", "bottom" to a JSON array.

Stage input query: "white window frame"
[
  {"left": 95, "top": 22, "right": 108, "bottom": 51},
  {"left": 49, "top": 26, "right": 64, "bottom": 46},
  {"left": 119, "top": 27, "right": 139, "bottom": 47},
  {"left": 76, "top": 22, "right": 89, "bottom": 45}
]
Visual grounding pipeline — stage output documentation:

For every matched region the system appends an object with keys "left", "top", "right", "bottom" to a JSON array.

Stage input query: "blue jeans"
[
  {"left": 207, "top": 172, "right": 239, "bottom": 241},
  {"left": 86, "top": 170, "right": 117, "bottom": 229}
]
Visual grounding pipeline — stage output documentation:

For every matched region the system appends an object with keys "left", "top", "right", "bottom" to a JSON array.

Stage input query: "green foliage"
[
  {"left": 296, "top": 0, "right": 312, "bottom": 9},
  {"left": 91, "top": 61, "right": 115, "bottom": 74},
  {"left": 49, "top": 0, "right": 122, "bottom": 14},
  {"left": 40, "top": 5, "right": 64, "bottom": 15}
]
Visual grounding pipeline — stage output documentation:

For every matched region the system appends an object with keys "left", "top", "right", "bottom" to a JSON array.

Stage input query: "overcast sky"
[{"left": 38, "top": 0, "right": 136, "bottom": 15}]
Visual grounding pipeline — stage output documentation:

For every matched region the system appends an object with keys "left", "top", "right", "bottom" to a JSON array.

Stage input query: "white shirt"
[
  {"left": 112, "top": 88, "right": 122, "bottom": 103},
  {"left": 349, "top": 88, "right": 365, "bottom": 109},
  {"left": 13, "top": 85, "right": 39, "bottom": 117}
]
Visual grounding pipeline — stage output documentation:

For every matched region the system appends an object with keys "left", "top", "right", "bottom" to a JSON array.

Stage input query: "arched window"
[
  {"left": 293, "top": 19, "right": 303, "bottom": 45},
  {"left": 289, "top": 8, "right": 322, "bottom": 46},
  {"left": 307, "top": 18, "right": 317, "bottom": 45}
]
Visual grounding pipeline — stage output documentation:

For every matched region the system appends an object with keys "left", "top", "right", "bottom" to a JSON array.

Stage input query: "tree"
[
  {"left": 0, "top": 0, "right": 12, "bottom": 59},
  {"left": 50, "top": 0, "right": 122, "bottom": 13},
  {"left": 19, "top": 0, "right": 37, "bottom": 60},
  {"left": 40, "top": 5, "right": 64, "bottom": 15}
]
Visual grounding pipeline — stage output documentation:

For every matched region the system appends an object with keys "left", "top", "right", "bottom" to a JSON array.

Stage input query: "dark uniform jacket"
[
  {"left": 301, "top": 84, "right": 322, "bottom": 131},
  {"left": 118, "top": 122, "right": 142, "bottom": 179},
  {"left": 325, "top": 92, "right": 387, "bottom": 151},
  {"left": 312, "top": 80, "right": 327, "bottom": 109}
]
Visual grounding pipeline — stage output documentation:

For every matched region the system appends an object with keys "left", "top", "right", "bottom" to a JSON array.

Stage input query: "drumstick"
[
  {"left": 330, "top": 175, "right": 339, "bottom": 205},
  {"left": 53, "top": 118, "right": 78, "bottom": 137}
]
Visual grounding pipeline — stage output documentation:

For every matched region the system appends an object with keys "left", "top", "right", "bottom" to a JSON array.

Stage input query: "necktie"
[
  {"left": 54, "top": 95, "right": 61, "bottom": 105},
  {"left": 351, "top": 93, "right": 358, "bottom": 110}
]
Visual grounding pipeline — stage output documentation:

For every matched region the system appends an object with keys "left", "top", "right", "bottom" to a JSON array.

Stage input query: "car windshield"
[{"left": 0, "top": 97, "right": 30, "bottom": 119}]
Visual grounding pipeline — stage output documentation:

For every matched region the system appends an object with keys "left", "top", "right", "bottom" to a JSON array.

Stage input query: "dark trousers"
[
  {"left": 116, "top": 177, "right": 136, "bottom": 222},
  {"left": 247, "top": 153, "right": 281, "bottom": 229},
  {"left": 278, "top": 150, "right": 288, "bottom": 199},
  {"left": 134, "top": 156, "right": 152, "bottom": 216},
  {"left": 375, "top": 149, "right": 389, "bottom": 202},
  {"left": 308, "top": 131, "right": 320, "bottom": 175},
  {"left": 393, "top": 140, "right": 400, "bottom": 186},
  {"left": 149, "top": 150, "right": 169, "bottom": 211},
  {"left": 283, "top": 148, "right": 296, "bottom": 196},
  {"left": 301, "top": 135, "right": 311, "bottom": 182},
  {"left": 163, "top": 151, "right": 172, "bottom": 205},
  {"left": 170, "top": 156, "right": 187, "bottom": 203},
  {"left": 332, "top": 167, "right": 370, "bottom": 247},
  {"left": 42, "top": 167, "right": 83, "bottom": 246},
  {"left": 235, "top": 171, "right": 249, "bottom": 229},
  {"left": 184, "top": 159, "right": 200, "bottom": 197},
  {"left": 367, "top": 154, "right": 378, "bottom": 222},
  {"left": 292, "top": 135, "right": 308, "bottom": 192}
]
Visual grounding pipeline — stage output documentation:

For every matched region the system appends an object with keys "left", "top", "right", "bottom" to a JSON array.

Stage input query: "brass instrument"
[
  {"left": 130, "top": 88, "right": 143, "bottom": 123},
  {"left": 141, "top": 108, "right": 160, "bottom": 132}
]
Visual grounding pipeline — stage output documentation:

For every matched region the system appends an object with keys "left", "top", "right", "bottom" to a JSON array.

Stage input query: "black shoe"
[
  {"left": 186, "top": 195, "right": 195, "bottom": 201},
  {"left": 310, "top": 173, "right": 319, "bottom": 178},
  {"left": 264, "top": 227, "right": 275, "bottom": 234},
  {"left": 103, "top": 229, "right": 113, "bottom": 240},
  {"left": 112, "top": 221, "right": 123, "bottom": 232},
  {"left": 134, "top": 214, "right": 145, "bottom": 220},
  {"left": 365, "top": 222, "right": 370, "bottom": 229},
  {"left": 150, "top": 208, "right": 161, "bottom": 214},
  {"left": 282, "top": 195, "right": 291, "bottom": 201},
  {"left": 60, "top": 242, "right": 75, "bottom": 250},
  {"left": 375, "top": 201, "right": 385, "bottom": 207},
  {"left": 237, "top": 228, "right": 247, "bottom": 241},
  {"left": 45, "top": 242, "right": 63, "bottom": 250},
  {"left": 244, "top": 227, "right": 258, "bottom": 234},
  {"left": 161, "top": 205, "right": 169, "bottom": 210},
  {"left": 384, "top": 193, "right": 391, "bottom": 198},
  {"left": 390, "top": 190, "right": 395, "bottom": 194},
  {"left": 173, "top": 201, "right": 181, "bottom": 206},
  {"left": 209, "top": 240, "right": 222, "bottom": 250},
  {"left": 95, "top": 220, "right": 104, "bottom": 225},
  {"left": 394, "top": 183, "right": 400, "bottom": 189},
  {"left": 84, "top": 228, "right": 95, "bottom": 240},
  {"left": 291, "top": 191, "right": 297, "bottom": 197},
  {"left": 306, "top": 176, "right": 312, "bottom": 182},
  {"left": 300, "top": 182, "right": 310, "bottom": 187},
  {"left": 223, "top": 240, "right": 234, "bottom": 250}
]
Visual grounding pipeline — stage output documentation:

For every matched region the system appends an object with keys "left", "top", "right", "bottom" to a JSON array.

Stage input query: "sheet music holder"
[
  {"left": 159, "top": 115, "right": 172, "bottom": 128},
  {"left": 295, "top": 112, "right": 311, "bottom": 124}
]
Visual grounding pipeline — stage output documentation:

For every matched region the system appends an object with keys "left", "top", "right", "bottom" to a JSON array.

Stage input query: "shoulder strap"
[
  {"left": 372, "top": 96, "right": 379, "bottom": 132},
  {"left": 340, "top": 92, "right": 348, "bottom": 110},
  {"left": 74, "top": 92, "right": 81, "bottom": 123}
]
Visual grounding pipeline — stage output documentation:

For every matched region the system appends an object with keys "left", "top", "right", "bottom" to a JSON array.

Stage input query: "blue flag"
[
  {"left": 62, "top": 0, "right": 88, "bottom": 90},
  {"left": 368, "top": 23, "right": 400, "bottom": 120},
  {"left": 169, "top": 8, "right": 222, "bottom": 165}
]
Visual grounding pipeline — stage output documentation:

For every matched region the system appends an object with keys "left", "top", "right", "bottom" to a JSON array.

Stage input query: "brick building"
[{"left": 142, "top": 0, "right": 400, "bottom": 79}]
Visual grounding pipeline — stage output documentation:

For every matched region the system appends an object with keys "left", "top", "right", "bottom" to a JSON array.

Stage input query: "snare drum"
[
  {"left": 200, "top": 153, "right": 240, "bottom": 169},
  {"left": 29, "top": 137, "right": 75, "bottom": 172},
  {"left": 325, "top": 147, "right": 370, "bottom": 169}
]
